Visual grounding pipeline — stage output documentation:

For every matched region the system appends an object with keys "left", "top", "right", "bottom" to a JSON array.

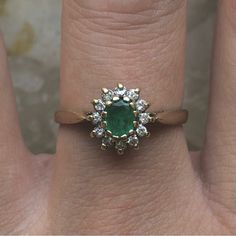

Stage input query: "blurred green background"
[{"left": 0, "top": 0, "right": 217, "bottom": 153}]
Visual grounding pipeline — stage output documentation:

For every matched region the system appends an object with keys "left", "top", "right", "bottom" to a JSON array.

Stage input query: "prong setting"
[
  {"left": 105, "top": 101, "right": 112, "bottom": 106},
  {"left": 90, "top": 130, "right": 95, "bottom": 138},
  {"left": 118, "top": 83, "right": 124, "bottom": 89},
  {"left": 112, "top": 96, "right": 120, "bottom": 102},
  {"left": 102, "top": 88, "right": 109, "bottom": 94},
  {"left": 133, "top": 111, "right": 139, "bottom": 117},
  {"left": 101, "top": 143, "right": 107, "bottom": 150},
  {"left": 121, "top": 134, "right": 128, "bottom": 140},
  {"left": 93, "top": 99, "right": 98, "bottom": 105},
  {"left": 101, "top": 111, "right": 107, "bottom": 118},
  {"left": 101, "top": 121, "right": 107, "bottom": 128},
  {"left": 133, "top": 121, "right": 139, "bottom": 128},
  {"left": 129, "top": 102, "right": 135, "bottom": 109},
  {"left": 123, "top": 96, "right": 130, "bottom": 102}
]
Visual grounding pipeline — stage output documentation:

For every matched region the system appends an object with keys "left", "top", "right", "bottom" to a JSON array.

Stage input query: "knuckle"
[
  {"left": 61, "top": 0, "right": 186, "bottom": 110},
  {"left": 63, "top": 0, "right": 186, "bottom": 50}
]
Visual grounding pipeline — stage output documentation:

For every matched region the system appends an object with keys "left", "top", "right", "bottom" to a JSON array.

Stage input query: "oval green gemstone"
[{"left": 105, "top": 99, "right": 135, "bottom": 137}]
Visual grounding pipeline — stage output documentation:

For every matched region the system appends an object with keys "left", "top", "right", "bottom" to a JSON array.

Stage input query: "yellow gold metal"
[
  {"left": 106, "top": 130, "right": 112, "bottom": 136},
  {"left": 129, "top": 130, "right": 135, "bottom": 135},
  {"left": 133, "top": 121, "right": 139, "bottom": 128},
  {"left": 112, "top": 96, "right": 119, "bottom": 102},
  {"left": 101, "top": 144, "right": 107, "bottom": 150},
  {"left": 105, "top": 101, "right": 112, "bottom": 106},
  {"left": 123, "top": 96, "right": 130, "bottom": 102},
  {"left": 121, "top": 134, "right": 128, "bottom": 140},
  {"left": 101, "top": 111, "right": 107, "bottom": 118},
  {"left": 118, "top": 83, "right": 124, "bottom": 89},
  {"left": 102, "top": 88, "right": 109, "bottom": 93},
  {"left": 87, "top": 114, "right": 93, "bottom": 121},
  {"left": 55, "top": 110, "right": 87, "bottom": 124},
  {"left": 92, "top": 99, "right": 99, "bottom": 105},
  {"left": 90, "top": 131, "right": 95, "bottom": 138},
  {"left": 129, "top": 102, "right": 135, "bottom": 109},
  {"left": 145, "top": 103, "right": 150, "bottom": 110},
  {"left": 101, "top": 121, "right": 107, "bottom": 128},
  {"left": 113, "top": 135, "right": 119, "bottom": 140}
]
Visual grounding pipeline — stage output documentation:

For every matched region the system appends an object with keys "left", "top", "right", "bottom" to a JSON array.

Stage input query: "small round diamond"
[
  {"left": 93, "top": 127, "right": 105, "bottom": 138},
  {"left": 136, "top": 124, "right": 148, "bottom": 137},
  {"left": 136, "top": 99, "right": 148, "bottom": 112},
  {"left": 125, "top": 89, "right": 139, "bottom": 101},
  {"left": 91, "top": 112, "right": 102, "bottom": 124},
  {"left": 139, "top": 113, "right": 150, "bottom": 124},
  {"left": 128, "top": 135, "right": 139, "bottom": 147},
  {"left": 115, "top": 140, "right": 127, "bottom": 150},
  {"left": 114, "top": 87, "right": 127, "bottom": 97},
  {"left": 95, "top": 99, "right": 106, "bottom": 111},
  {"left": 102, "top": 90, "right": 114, "bottom": 102},
  {"left": 102, "top": 136, "right": 113, "bottom": 147}
]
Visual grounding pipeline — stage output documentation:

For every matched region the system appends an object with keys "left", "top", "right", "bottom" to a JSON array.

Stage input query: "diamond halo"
[{"left": 87, "top": 83, "right": 151, "bottom": 155}]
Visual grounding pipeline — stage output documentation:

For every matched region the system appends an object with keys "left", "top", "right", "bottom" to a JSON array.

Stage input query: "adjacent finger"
[
  {"left": 0, "top": 35, "right": 29, "bottom": 161},
  {"left": 202, "top": 0, "right": 236, "bottom": 214},
  {"left": 0, "top": 35, "right": 34, "bottom": 232}
]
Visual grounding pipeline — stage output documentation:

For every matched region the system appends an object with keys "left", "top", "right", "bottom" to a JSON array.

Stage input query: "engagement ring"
[{"left": 55, "top": 83, "right": 188, "bottom": 154}]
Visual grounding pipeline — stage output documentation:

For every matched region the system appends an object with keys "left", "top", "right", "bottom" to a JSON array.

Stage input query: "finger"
[
  {"left": 0, "top": 35, "right": 29, "bottom": 159},
  {"left": 50, "top": 1, "right": 201, "bottom": 233},
  {"left": 202, "top": 0, "right": 236, "bottom": 213},
  {"left": 0, "top": 34, "right": 31, "bottom": 180},
  {"left": 0, "top": 34, "right": 35, "bottom": 231}
]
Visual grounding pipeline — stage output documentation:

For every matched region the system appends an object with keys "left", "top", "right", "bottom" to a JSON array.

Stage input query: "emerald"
[{"left": 105, "top": 99, "right": 135, "bottom": 137}]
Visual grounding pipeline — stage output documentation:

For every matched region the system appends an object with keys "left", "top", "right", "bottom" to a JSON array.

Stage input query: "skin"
[{"left": 0, "top": 0, "right": 235, "bottom": 234}]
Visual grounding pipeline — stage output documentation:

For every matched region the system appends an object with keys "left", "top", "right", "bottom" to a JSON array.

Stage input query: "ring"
[{"left": 55, "top": 83, "right": 188, "bottom": 155}]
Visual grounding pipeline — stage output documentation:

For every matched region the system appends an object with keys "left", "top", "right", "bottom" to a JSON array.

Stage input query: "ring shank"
[
  {"left": 55, "top": 109, "right": 188, "bottom": 126},
  {"left": 153, "top": 110, "right": 188, "bottom": 125}
]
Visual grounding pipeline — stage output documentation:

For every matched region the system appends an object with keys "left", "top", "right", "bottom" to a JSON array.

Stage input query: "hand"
[{"left": 0, "top": 0, "right": 235, "bottom": 234}]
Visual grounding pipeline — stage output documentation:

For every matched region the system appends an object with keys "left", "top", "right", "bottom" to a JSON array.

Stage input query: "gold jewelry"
[{"left": 55, "top": 83, "right": 188, "bottom": 154}]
